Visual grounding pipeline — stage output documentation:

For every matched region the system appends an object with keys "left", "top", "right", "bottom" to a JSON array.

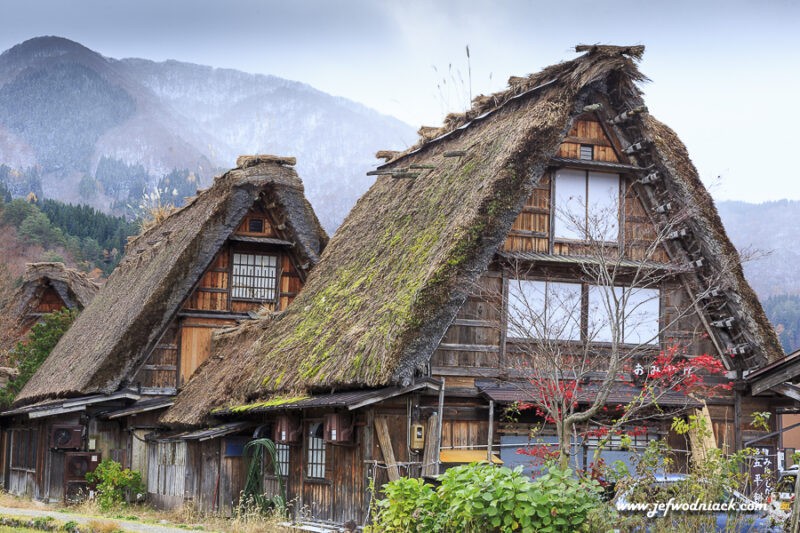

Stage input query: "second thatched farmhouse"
[{"left": 0, "top": 156, "right": 327, "bottom": 507}]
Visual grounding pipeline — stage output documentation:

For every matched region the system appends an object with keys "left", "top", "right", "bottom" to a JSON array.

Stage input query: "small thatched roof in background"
[
  {"left": 0, "top": 262, "right": 100, "bottom": 354},
  {"left": 15, "top": 157, "right": 327, "bottom": 406},
  {"left": 15, "top": 262, "right": 99, "bottom": 312},
  {"left": 164, "top": 45, "right": 781, "bottom": 427}
]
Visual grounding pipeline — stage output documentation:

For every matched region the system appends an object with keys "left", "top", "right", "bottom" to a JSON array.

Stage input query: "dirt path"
[{"left": 0, "top": 505, "right": 216, "bottom": 533}]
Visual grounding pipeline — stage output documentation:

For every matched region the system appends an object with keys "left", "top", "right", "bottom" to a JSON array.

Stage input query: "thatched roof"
[
  {"left": 0, "top": 263, "right": 100, "bottom": 353},
  {"left": 15, "top": 158, "right": 327, "bottom": 406},
  {"left": 164, "top": 45, "right": 780, "bottom": 427}
]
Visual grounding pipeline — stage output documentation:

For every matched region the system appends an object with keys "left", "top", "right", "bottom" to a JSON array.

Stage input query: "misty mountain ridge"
[{"left": 0, "top": 36, "right": 415, "bottom": 231}]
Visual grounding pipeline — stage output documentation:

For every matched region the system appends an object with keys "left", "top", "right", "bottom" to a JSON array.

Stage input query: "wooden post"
[
  {"left": 421, "top": 414, "right": 438, "bottom": 477},
  {"left": 375, "top": 417, "right": 400, "bottom": 482},
  {"left": 436, "top": 379, "right": 445, "bottom": 475},
  {"left": 487, "top": 400, "right": 495, "bottom": 463}
]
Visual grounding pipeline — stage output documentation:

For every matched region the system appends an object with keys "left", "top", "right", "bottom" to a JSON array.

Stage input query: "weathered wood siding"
[
  {"left": 502, "top": 175, "right": 550, "bottom": 253},
  {"left": 557, "top": 119, "right": 620, "bottom": 163},
  {"left": 147, "top": 440, "right": 187, "bottom": 509},
  {"left": 133, "top": 323, "right": 179, "bottom": 390},
  {"left": 177, "top": 317, "right": 236, "bottom": 387},
  {"left": 35, "top": 287, "right": 67, "bottom": 313},
  {"left": 431, "top": 274, "right": 502, "bottom": 381}
]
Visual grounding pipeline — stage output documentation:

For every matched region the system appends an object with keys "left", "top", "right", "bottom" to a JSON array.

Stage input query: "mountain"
[
  {"left": 0, "top": 36, "right": 415, "bottom": 231},
  {"left": 716, "top": 200, "right": 800, "bottom": 298}
]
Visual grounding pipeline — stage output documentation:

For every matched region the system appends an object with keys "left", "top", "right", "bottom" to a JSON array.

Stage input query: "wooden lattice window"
[
  {"left": 275, "top": 443, "right": 289, "bottom": 477},
  {"left": 306, "top": 422, "right": 326, "bottom": 479},
  {"left": 579, "top": 145, "right": 594, "bottom": 160},
  {"left": 231, "top": 253, "right": 278, "bottom": 301}
]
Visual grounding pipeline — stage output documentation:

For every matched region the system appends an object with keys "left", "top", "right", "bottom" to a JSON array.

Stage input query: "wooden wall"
[
  {"left": 134, "top": 323, "right": 179, "bottom": 390},
  {"left": 501, "top": 118, "right": 670, "bottom": 263},
  {"left": 557, "top": 119, "right": 620, "bottom": 163},
  {"left": 431, "top": 273, "right": 502, "bottom": 384},
  {"left": 35, "top": 286, "right": 66, "bottom": 313}
]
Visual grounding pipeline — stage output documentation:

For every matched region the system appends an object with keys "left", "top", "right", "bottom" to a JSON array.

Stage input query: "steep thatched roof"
[
  {"left": 164, "top": 45, "right": 780, "bottom": 427},
  {"left": 15, "top": 158, "right": 327, "bottom": 406}
]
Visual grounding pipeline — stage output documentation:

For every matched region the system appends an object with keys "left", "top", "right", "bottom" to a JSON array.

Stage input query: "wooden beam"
[
  {"left": 437, "top": 343, "right": 499, "bottom": 352},
  {"left": 772, "top": 383, "right": 800, "bottom": 402},
  {"left": 487, "top": 401, "right": 495, "bottom": 463},
  {"left": 375, "top": 417, "right": 400, "bottom": 481},
  {"left": 431, "top": 366, "right": 501, "bottom": 377},
  {"left": 421, "top": 413, "right": 438, "bottom": 477},
  {"left": 751, "top": 358, "right": 800, "bottom": 395}
]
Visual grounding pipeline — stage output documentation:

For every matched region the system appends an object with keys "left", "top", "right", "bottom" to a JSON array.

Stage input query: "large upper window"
[
  {"left": 507, "top": 280, "right": 660, "bottom": 345},
  {"left": 554, "top": 169, "right": 619, "bottom": 242},
  {"left": 588, "top": 286, "right": 660, "bottom": 345},
  {"left": 507, "top": 280, "right": 581, "bottom": 340},
  {"left": 231, "top": 253, "right": 278, "bottom": 301}
]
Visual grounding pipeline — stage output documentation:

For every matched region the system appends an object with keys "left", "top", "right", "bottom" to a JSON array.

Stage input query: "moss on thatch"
[
  {"left": 164, "top": 45, "right": 780, "bottom": 427},
  {"left": 14, "top": 158, "right": 327, "bottom": 407}
]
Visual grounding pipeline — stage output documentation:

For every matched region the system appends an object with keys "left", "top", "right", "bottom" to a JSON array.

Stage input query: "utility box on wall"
[{"left": 410, "top": 424, "right": 425, "bottom": 450}]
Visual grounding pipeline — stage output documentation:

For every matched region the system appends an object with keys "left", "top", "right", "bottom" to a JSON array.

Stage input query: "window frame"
[
  {"left": 506, "top": 277, "right": 661, "bottom": 347},
  {"left": 552, "top": 169, "right": 621, "bottom": 244},
  {"left": 230, "top": 251, "right": 279, "bottom": 303},
  {"left": 506, "top": 279, "right": 583, "bottom": 341},
  {"left": 264, "top": 442, "right": 290, "bottom": 479},
  {"left": 305, "top": 421, "right": 327, "bottom": 481}
]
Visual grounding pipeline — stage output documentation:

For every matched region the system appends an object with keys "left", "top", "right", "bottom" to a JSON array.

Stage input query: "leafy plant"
[
  {"left": 85, "top": 459, "right": 145, "bottom": 511},
  {"left": 0, "top": 308, "right": 77, "bottom": 406},
  {"left": 241, "top": 438, "right": 287, "bottom": 514},
  {"left": 371, "top": 462, "right": 601, "bottom": 533}
]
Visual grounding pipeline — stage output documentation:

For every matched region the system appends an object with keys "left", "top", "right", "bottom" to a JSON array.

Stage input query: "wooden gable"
[
  {"left": 557, "top": 117, "right": 621, "bottom": 162},
  {"left": 133, "top": 200, "right": 309, "bottom": 392},
  {"left": 502, "top": 117, "right": 669, "bottom": 263}
]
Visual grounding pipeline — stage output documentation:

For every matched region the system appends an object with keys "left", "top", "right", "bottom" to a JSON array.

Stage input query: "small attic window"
[
  {"left": 579, "top": 145, "right": 594, "bottom": 160},
  {"left": 248, "top": 218, "right": 265, "bottom": 233}
]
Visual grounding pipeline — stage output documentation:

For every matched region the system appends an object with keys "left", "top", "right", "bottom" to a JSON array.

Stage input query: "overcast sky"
[{"left": 1, "top": 0, "right": 798, "bottom": 202}]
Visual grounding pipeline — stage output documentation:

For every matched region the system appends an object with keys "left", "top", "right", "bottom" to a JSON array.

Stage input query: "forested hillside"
[{"left": 0, "top": 182, "right": 137, "bottom": 279}]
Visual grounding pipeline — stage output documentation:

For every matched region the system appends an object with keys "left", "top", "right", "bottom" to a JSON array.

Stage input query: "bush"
[
  {"left": 85, "top": 459, "right": 145, "bottom": 511},
  {"left": 371, "top": 463, "right": 601, "bottom": 533},
  {"left": 0, "top": 308, "right": 77, "bottom": 406}
]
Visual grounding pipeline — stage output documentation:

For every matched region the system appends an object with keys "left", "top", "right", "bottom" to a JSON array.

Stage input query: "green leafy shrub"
[
  {"left": 372, "top": 476, "right": 439, "bottom": 532},
  {"left": 371, "top": 463, "right": 601, "bottom": 533},
  {"left": 0, "top": 308, "right": 77, "bottom": 407},
  {"left": 527, "top": 466, "right": 601, "bottom": 532},
  {"left": 85, "top": 459, "right": 145, "bottom": 511}
]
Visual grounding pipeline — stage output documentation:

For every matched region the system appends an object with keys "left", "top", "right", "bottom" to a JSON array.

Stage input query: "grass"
[
  {"left": 0, "top": 526, "right": 47, "bottom": 532},
  {"left": 0, "top": 491, "right": 292, "bottom": 533}
]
